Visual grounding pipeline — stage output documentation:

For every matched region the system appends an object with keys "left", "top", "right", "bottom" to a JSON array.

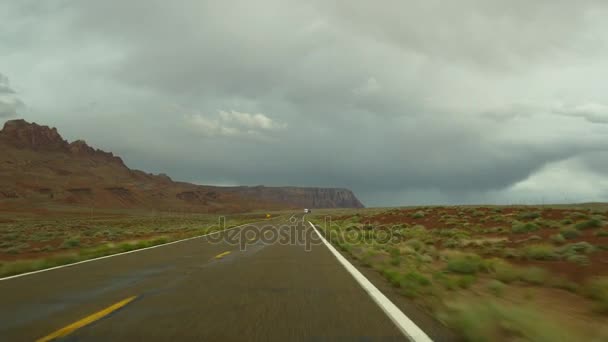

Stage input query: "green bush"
[
  {"left": 61, "top": 237, "right": 80, "bottom": 249},
  {"left": 457, "top": 275, "right": 476, "bottom": 289},
  {"left": 520, "top": 267, "right": 549, "bottom": 285},
  {"left": 524, "top": 244, "right": 559, "bottom": 260},
  {"left": 443, "top": 238, "right": 460, "bottom": 248},
  {"left": 418, "top": 254, "right": 433, "bottom": 263},
  {"left": 487, "top": 279, "right": 506, "bottom": 296},
  {"left": 447, "top": 254, "right": 483, "bottom": 274},
  {"left": 411, "top": 211, "right": 425, "bottom": 219},
  {"left": 512, "top": 222, "right": 539, "bottom": 234},
  {"left": 502, "top": 248, "right": 520, "bottom": 259},
  {"left": 405, "top": 239, "right": 424, "bottom": 251},
  {"left": 382, "top": 269, "right": 402, "bottom": 288},
  {"left": 575, "top": 219, "right": 603, "bottom": 230},
  {"left": 595, "top": 230, "right": 608, "bottom": 237},
  {"left": 566, "top": 254, "right": 589, "bottom": 266},
  {"left": 560, "top": 227, "right": 581, "bottom": 240},
  {"left": 557, "top": 241, "right": 595, "bottom": 256},
  {"left": 517, "top": 212, "right": 541, "bottom": 220},
  {"left": 400, "top": 271, "right": 431, "bottom": 297},
  {"left": 583, "top": 277, "right": 608, "bottom": 314},
  {"left": 493, "top": 262, "right": 520, "bottom": 283},
  {"left": 390, "top": 255, "right": 401, "bottom": 266},
  {"left": 441, "top": 300, "right": 584, "bottom": 341},
  {"left": 550, "top": 277, "right": 579, "bottom": 292},
  {"left": 550, "top": 234, "right": 566, "bottom": 244}
]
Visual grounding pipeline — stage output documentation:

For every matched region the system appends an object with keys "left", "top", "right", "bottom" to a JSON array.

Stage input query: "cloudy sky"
[{"left": 2, "top": 0, "right": 608, "bottom": 206}]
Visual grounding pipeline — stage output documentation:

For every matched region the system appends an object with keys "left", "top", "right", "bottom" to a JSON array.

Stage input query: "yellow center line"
[
  {"left": 214, "top": 251, "right": 231, "bottom": 259},
  {"left": 36, "top": 296, "right": 137, "bottom": 342}
]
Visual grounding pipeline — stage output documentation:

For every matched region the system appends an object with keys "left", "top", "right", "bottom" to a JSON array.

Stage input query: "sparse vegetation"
[
  {"left": 440, "top": 300, "right": 592, "bottom": 341},
  {"left": 445, "top": 252, "right": 487, "bottom": 274},
  {"left": 0, "top": 211, "right": 269, "bottom": 277},
  {"left": 517, "top": 211, "right": 541, "bottom": 220},
  {"left": 411, "top": 211, "right": 425, "bottom": 219},
  {"left": 309, "top": 205, "right": 608, "bottom": 340},
  {"left": 512, "top": 222, "right": 539, "bottom": 233},
  {"left": 575, "top": 219, "right": 603, "bottom": 230},
  {"left": 523, "top": 244, "right": 559, "bottom": 260},
  {"left": 584, "top": 277, "right": 608, "bottom": 314},
  {"left": 560, "top": 227, "right": 581, "bottom": 239},
  {"left": 487, "top": 279, "right": 506, "bottom": 296}
]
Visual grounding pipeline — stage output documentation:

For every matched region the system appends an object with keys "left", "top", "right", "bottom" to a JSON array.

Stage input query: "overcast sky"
[{"left": 2, "top": 0, "right": 608, "bottom": 207}]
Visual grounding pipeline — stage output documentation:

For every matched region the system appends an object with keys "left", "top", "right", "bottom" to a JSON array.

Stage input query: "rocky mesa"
[{"left": 0, "top": 119, "right": 364, "bottom": 212}]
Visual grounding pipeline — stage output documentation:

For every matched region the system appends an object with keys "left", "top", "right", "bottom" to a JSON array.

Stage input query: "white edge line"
[
  {"left": 0, "top": 221, "right": 258, "bottom": 281},
  {"left": 308, "top": 221, "right": 433, "bottom": 342}
]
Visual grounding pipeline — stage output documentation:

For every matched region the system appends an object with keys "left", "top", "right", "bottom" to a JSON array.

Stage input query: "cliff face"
[
  {"left": 0, "top": 119, "right": 125, "bottom": 165},
  {"left": 0, "top": 119, "right": 364, "bottom": 211}
]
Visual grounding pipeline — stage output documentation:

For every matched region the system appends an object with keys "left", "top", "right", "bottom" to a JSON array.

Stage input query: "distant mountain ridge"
[{"left": 0, "top": 119, "right": 364, "bottom": 212}]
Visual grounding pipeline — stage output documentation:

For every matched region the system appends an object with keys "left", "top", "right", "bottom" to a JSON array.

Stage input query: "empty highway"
[{"left": 0, "top": 215, "right": 455, "bottom": 341}]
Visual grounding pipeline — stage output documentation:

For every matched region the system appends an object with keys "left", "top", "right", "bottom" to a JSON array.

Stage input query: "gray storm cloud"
[{"left": 1, "top": 0, "right": 608, "bottom": 206}]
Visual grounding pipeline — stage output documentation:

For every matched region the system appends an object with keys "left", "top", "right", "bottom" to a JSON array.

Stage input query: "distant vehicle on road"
[{"left": 304, "top": 208, "right": 311, "bottom": 213}]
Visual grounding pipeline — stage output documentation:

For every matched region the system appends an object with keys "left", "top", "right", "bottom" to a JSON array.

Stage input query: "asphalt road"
[{"left": 0, "top": 214, "right": 453, "bottom": 341}]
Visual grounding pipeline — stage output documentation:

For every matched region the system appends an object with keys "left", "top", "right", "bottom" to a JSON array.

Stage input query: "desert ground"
[
  {"left": 308, "top": 204, "right": 608, "bottom": 341},
  {"left": 0, "top": 205, "right": 281, "bottom": 277}
]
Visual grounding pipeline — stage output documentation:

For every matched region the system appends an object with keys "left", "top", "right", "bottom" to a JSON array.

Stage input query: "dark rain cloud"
[{"left": 1, "top": 0, "right": 608, "bottom": 205}]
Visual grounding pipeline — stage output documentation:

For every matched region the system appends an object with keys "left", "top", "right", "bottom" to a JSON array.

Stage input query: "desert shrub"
[
  {"left": 560, "top": 227, "right": 581, "bottom": 240},
  {"left": 502, "top": 248, "right": 520, "bottom": 259},
  {"left": 549, "top": 277, "right": 579, "bottom": 292},
  {"left": 583, "top": 277, "right": 608, "bottom": 314},
  {"left": 550, "top": 234, "right": 566, "bottom": 244},
  {"left": 442, "top": 238, "right": 460, "bottom": 248},
  {"left": 411, "top": 211, "right": 425, "bottom": 219},
  {"left": 433, "top": 272, "right": 456, "bottom": 290},
  {"left": 456, "top": 275, "right": 476, "bottom": 289},
  {"left": 575, "top": 219, "right": 603, "bottom": 230},
  {"left": 566, "top": 254, "right": 590, "bottom": 266},
  {"left": 441, "top": 300, "right": 584, "bottom": 342},
  {"left": 41, "top": 245, "right": 54, "bottom": 252},
  {"left": 557, "top": 241, "right": 595, "bottom": 256},
  {"left": 382, "top": 269, "right": 402, "bottom": 288},
  {"left": 523, "top": 244, "right": 559, "bottom": 260},
  {"left": 4, "top": 246, "right": 21, "bottom": 254},
  {"left": 561, "top": 219, "right": 573, "bottom": 225},
  {"left": 595, "top": 230, "right": 608, "bottom": 237},
  {"left": 60, "top": 237, "right": 80, "bottom": 249},
  {"left": 570, "top": 212, "right": 589, "bottom": 220},
  {"left": 418, "top": 254, "right": 433, "bottom": 263},
  {"left": 487, "top": 280, "right": 506, "bottom": 296},
  {"left": 472, "top": 210, "right": 485, "bottom": 217},
  {"left": 338, "top": 242, "right": 352, "bottom": 253},
  {"left": 447, "top": 253, "right": 483, "bottom": 274},
  {"left": 390, "top": 271, "right": 432, "bottom": 298},
  {"left": 493, "top": 261, "right": 520, "bottom": 283},
  {"left": 520, "top": 267, "right": 549, "bottom": 285},
  {"left": 387, "top": 247, "right": 400, "bottom": 257},
  {"left": 512, "top": 222, "right": 539, "bottom": 234},
  {"left": 517, "top": 211, "right": 541, "bottom": 220},
  {"left": 3, "top": 233, "right": 19, "bottom": 241},
  {"left": 390, "top": 256, "right": 401, "bottom": 266},
  {"left": 405, "top": 239, "right": 424, "bottom": 251}
]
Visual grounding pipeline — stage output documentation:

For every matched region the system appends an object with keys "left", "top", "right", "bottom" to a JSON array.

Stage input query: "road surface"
[{"left": 0, "top": 214, "right": 454, "bottom": 341}]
